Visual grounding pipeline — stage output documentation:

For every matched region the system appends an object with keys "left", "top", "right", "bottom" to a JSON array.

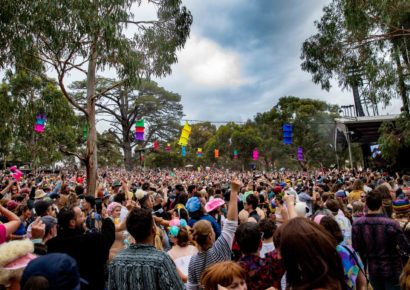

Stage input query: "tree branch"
[{"left": 59, "top": 146, "right": 86, "bottom": 162}]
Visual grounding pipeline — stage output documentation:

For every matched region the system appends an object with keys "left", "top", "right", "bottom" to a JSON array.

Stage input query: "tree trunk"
[
  {"left": 394, "top": 42, "right": 409, "bottom": 113},
  {"left": 85, "top": 43, "right": 98, "bottom": 196},
  {"left": 123, "top": 139, "right": 133, "bottom": 171}
]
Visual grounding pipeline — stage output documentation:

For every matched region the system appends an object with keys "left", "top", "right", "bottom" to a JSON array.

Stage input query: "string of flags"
[
  {"left": 135, "top": 119, "right": 145, "bottom": 141},
  {"left": 34, "top": 113, "right": 46, "bottom": 133}
]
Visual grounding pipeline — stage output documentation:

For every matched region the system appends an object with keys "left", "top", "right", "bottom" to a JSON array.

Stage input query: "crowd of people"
[{"left": 0, "top": 167, "right": 410, "bottom": 290}]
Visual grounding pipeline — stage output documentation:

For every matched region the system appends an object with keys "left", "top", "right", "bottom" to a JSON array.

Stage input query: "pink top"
[{"left": 0, "top": 224, "right": 6, "bottom": 244}]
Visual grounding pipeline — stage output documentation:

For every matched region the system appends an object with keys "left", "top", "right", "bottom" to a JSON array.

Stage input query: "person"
[
  {"left": 200, "top": 261, "right": 247, "bottom": 290},
  {"left": 106, "top": 201, "right": 126, "bottom": 261},
  {"left": 167, "top": 218, "right": 197, "bottom": 283},
  {"left": 258, "top": 219, "right": 276, "bottom": 258},
  {"left": 0, "top": 239, "right": 37, "bottom": 289},
  {"left": 187, "top": 196, "right": 221, "bottom": 238},
  {"left": 348, "top": 180, "right": 365, "bottom": 204},
  {"left": 400, "top": 258, "right": 410, "bottom": 290},
  {"left": 243, "top": 193, "right": 260, "bottom": 222},
  {"left": 275, "top": 217, "right": 347, "bottom": 289},
  {"left": 205, "top": 198, "right": 226, "bottom": 228},
  {"left": 0, "top": 204, "right": 21, "bottom": 244},
  {"left": 82, "top": 195, "right": 101, "bottom": 233},
  {"left": 187, "top": 180, "right": 240, "bottom": 290},
  {"left": 318, "top": 215, "right": 367, "bottom": 290},
  {"left": 352, "top": 190, "right": 410, "bottom": 290},
  {"left": 236, "top": 222, "right": 285, "bottom": 290},
  {"left": 108, "top": 207, "right": 185, "bottom": 290},
  {"left": 20, "top": 253, "right": 81, "bottom": 290},
  {"left": 326, "top": 199, "right": 352, "bottom": 245},
  {"left": 46, "top": 206, "right": 115, "bottom": 290}
]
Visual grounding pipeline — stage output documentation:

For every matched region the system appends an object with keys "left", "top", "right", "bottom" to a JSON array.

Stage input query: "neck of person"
[
  {"left": 263, "top": 237, "right": 273, "bottom": 244},
  {"left": 367, "top": 208, "right": 383, "bottom": 214}
]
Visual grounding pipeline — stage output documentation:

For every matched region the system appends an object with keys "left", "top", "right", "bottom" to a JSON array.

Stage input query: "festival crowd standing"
[{"left": 1, "top": 167, "right": 410, "bottom": 290}]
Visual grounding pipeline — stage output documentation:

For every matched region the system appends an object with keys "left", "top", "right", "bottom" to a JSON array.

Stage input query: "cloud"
[{"left": 176, "top": 34, "right": 249, "bottom": 88}]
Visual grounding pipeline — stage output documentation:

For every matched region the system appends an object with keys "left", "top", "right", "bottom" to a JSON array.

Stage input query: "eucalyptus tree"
[
  {"left": 0, "top": 0, "right": 192, "bottom": 194},
  {"left": 71, "top": 77, "right": 183, "bottom": 170}
]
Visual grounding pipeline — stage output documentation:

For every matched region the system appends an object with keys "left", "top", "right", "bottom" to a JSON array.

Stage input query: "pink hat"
[
  {"left": 169, "top": 218, "right": 180, "bottom": 227},
  {"left": 204, "top": 198, "right": 225, "bottom": 213},
  {"left": 107, "top": 202, "right": 122, "bottom": 216}
]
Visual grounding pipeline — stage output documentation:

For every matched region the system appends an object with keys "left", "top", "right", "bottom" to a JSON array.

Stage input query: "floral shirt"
[
  {"left": 337, "top": 243, "right": 364, "bottom": 290},
  {"left": 238, "top": 250, "right": 285, "bottom": 290}
]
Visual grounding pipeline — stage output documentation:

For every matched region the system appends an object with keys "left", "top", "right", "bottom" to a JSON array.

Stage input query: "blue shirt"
[{"left": 188, "top": 214, "right": 221, "bottom": 237}]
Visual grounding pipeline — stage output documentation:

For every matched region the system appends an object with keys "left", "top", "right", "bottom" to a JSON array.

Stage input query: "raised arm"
[
  {"left": 0, "top": 204, "right": 21, "bottom": 237},
  {"left": 227, "top": 180, "right": 241, "bottom": 221}
]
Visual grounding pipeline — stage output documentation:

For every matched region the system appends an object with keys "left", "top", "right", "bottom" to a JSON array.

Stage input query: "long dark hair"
[{"left": 276, "top": 217, "right": 347, "bottom": 290}]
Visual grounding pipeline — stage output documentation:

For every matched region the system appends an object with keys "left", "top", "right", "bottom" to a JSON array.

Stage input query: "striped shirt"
[
  {"left": 108, "top": 243, "right": 184, "bottom": 290},
  {"left": 187, "top": 219, "right": 238, "bottom": 290}
]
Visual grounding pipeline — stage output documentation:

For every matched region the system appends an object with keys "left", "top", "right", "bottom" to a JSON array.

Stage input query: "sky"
[{"left": 141, "top": 0, "right": 401, "bottom": 123}]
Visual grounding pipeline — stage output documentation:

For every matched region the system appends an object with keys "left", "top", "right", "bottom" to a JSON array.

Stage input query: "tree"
[
  {"left": 0, "top": 70, "right": 80, "bottom": 168},
  {"left": 301, "top": 0, "right": 408, "bottom": 113},
  {"left": 71, "top": 78, "right": 183, "bottom": 170},
  {"left": 0, "top": 0, "right": 192, "bottom": 194},
  {"left": 97, "top": 132, "right": 123, "bottom": 167}
]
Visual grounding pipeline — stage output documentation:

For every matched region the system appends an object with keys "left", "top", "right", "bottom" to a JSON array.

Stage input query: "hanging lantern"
[
  {"left": 297, "top": 147, "right": 303, "bottom": 161},
  {"left": 178, "top": 122, "right": 191, "bottom": 146},
  {"left": 253, "top": 149, "right": 259, "bottom": 161},
  {"left": 181, "top": 146, "right": 187, "bottom": 157},
  {"left": 153, "top": 140, "right": 159, "bottom": 151},
  {"left": 233, "top": 150, "right": 238, "bottom": 159},
  {"left": 166, "top": 143, "right": 171, "bottom": 152},
  {"left": 197, "top": 148, "right": 203, "bottom": 157},
  {"left": 283, "top": 124, "right": 293, "bottom": 145},
  {"left": 83, "top": 126, "right": 87, "bottom": 141},
  {"left": 34, "top": 113, "right": 46, "bottom": 133},
  {"left": 135, "top": 119, "right": 145, "bottom": 141},
  {"left": 214, "top": 149, "right": 219, "bottom": 158}
]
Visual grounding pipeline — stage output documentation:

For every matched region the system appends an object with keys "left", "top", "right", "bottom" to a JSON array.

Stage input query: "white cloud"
[{"left": 176, "top": 34, "right": 249, "bottom": 88}]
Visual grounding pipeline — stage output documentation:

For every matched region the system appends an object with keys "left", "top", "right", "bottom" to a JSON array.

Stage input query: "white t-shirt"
[{"left": 259, "top": 241, "right": 275, "bottom": 258}]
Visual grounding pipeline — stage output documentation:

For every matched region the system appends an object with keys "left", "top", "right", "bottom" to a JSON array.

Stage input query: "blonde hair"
[
  {"left": 200, "top": 261, "right": 246, "bottom": 290},
  {"left": 401, "top": 259, "right": 410, "bottom": 290},
  {"left": 191, "top": 220, "right": 212, "bottom": 251}
]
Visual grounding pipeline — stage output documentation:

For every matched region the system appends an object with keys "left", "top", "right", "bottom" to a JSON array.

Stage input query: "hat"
[
  {"left": 34, "top": 189, "right": 47, "bottom": 200},
  {"left": 106, "top": 202, "right": 122, "bottom": 216},
  {"left": 6, "top": 200, "right": 19, "bottom": 211},
  {"left": 41, "top": 216, "right": 58, "bottom": 234},
  {"left": 135, "top": 189, "right": 148, "bottom": 201},
  {"left": 279, "top": 182, "right": 287, "bottom": 188},
  {"left": 185, "top": 197, "right": 201, "bottom": 213},
  {"left": 393, "top": 198, "right": 410, "bottom": 212},
  {"left": 21, "top": 253, "right": 81, "bottom": 290},
  {"left": 0, "top": 240, "right": 36, "bottom": 285},
  {"left": 295, "top": 202, "right": 310, "bottom": 217},
  {"left": 103, "top": 192, "right": 111, "bottom": 199},
  {"left": 273, "top": 186, "right": 282, "bottom": 194},
  {"left": 204, "top": 198, "right": 225, "bottom": 213},
  {"left": 335, "top": 190, "right": 347, "bottom": 198},
  {"left": 112, "top": 180, "right": 121, "bottom": 188}
]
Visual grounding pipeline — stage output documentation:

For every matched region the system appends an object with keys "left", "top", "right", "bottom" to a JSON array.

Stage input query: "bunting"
[{"left": 178, "top": 122, "right": 191, "bottom": 146}]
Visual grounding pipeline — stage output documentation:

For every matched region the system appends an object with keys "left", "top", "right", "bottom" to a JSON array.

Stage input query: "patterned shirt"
[
  {"left": 337, "top": 243, "right": 364, "bottom": 290},
  {"left": 352, "top": 213, "right": 410, "bottom": 279},
  {"left": 187, "top": 219, "right": 238, "bottom": 290},
  {"left": 238, "top": 250, "right": 285, "bottom": 290},
  {"left": 108, "top": 243, "right": 184, "bottom": 290}
]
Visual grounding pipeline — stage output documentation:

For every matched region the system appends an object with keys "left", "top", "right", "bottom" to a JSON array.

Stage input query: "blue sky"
[{"left": 151, "top": 0, "right": 400, "bottom": 123}]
